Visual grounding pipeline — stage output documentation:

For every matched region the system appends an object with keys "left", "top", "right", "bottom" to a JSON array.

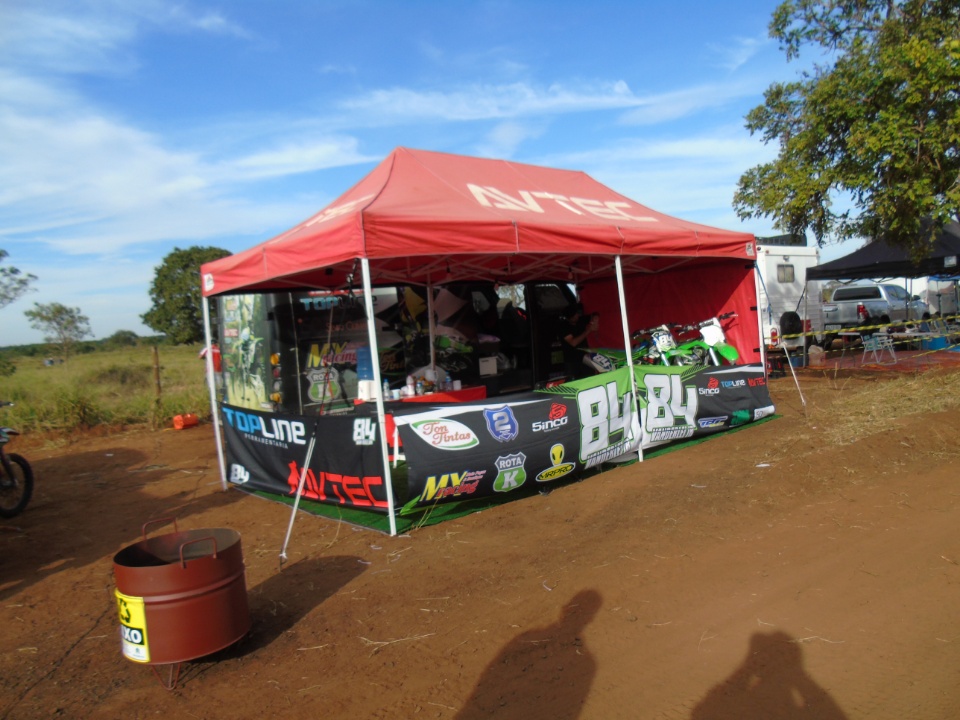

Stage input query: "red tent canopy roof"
[{"left": 202, "top": 147, "right": 756, "bottom": 295}]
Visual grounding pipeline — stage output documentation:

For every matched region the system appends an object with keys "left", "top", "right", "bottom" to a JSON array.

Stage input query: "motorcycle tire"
[
  {"left": 779, "top": 311, "right": 803, "bottom": 337},
  {"left": 0, "top": 453, "right": 34, "bottom": 519}
]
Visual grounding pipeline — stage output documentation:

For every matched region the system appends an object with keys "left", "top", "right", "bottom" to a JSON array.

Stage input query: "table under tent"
[{"left": 200, "top": 147, "right": 775, "bottom": 535}]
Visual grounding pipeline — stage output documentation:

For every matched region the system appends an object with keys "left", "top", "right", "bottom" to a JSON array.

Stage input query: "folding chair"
[
  {"left": 933, "top": 318, "right": 960, "bottom": 345},
  {"left": 862, "top": 333, "right": 897, "bottom": 364}
]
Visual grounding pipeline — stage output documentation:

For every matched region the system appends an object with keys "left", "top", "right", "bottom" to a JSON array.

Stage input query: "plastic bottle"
[{"left": 383, "top": 379, "right": 391, "bottom": 399}]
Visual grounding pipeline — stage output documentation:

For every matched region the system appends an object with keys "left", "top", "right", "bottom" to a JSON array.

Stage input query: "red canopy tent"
[
  {"left": 200, "top": 147, "right": 764, "bottom": 535},
  {"left": 202, "top": 146, "right": 761, "bottom": 358}
]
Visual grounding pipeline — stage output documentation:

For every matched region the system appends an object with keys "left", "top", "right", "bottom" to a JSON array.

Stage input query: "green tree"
[
  {"left": 24, "top": 302, "right": 92, "bottom": 360},
  {"left": 734, "top": 0, "right": 960, "bottom": 257},
  {"left": 141, "top": 246, "right": 230, "bottom": 344},
  {"left": 105, "top": 329, "right": 140, "bottom": 348},
  {"left": 0, "top": 249, "right": 37, "bottom": 309}
]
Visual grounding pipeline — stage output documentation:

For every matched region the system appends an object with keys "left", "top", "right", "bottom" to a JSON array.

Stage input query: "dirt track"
[{"left": 2, "top": 368, "right": 959, "bottom": 719}]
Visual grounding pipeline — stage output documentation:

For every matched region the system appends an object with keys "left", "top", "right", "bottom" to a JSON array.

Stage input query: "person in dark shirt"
[{"left": 560, "top": 303, "right": 598, "bottom": 379}]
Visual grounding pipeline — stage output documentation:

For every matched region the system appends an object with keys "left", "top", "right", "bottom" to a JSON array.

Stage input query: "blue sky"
[{"left": 0, "top": 0, "right": 845, "bottom": 347}]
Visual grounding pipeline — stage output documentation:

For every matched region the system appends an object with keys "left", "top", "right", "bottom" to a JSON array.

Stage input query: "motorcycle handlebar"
[
  {"left": 632, "top": 313, "right": 736, "bottom": 337},
  {"left": 696, "top": 312, "right": 737, "bottom": 328}
]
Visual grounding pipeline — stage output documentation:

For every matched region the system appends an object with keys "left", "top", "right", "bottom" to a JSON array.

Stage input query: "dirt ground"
[{"left": 2, "top": 366, "right": 959, "bottom": 720}]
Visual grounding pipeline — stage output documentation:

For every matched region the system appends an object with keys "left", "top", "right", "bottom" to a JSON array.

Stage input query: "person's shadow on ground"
[
  {"left": 691, "top": 631, "right": 849, "bottom": 719},
  {"left": 455, "top": 589, "right": 602, "bottom": 720}
]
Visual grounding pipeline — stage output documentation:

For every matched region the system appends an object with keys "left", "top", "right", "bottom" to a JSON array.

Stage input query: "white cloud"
[
  {"left": 0, "top": 4, "right": 138, "bottom": 75},
  {"left": 338, "top": 81, "right": 639, "bottom": 122},
  {"left": 166, "top": 7, "right": 250, "bottom": 38},
  {"left": 0, "top": 1, "right": 251, "bottom": 76},
  {"left": 337, "top": 78, "right": 762, "bottom": 130},
  {"left": 709, "top": 33, "right": 771, "bottom": 72},
  {"left": 617, "top": 82, "right": 759, "bottom": 125},
  {"left": 227, "top": 137, "right": 375, "bottom": 181},
  {"left": 0, "top": 67, "right": 368, "bottom": 254},
  {"left": 475, "top": 121, "right": 545, "bottom": 159},
  {"left": 537, "top": 130, "right": 781, "bottom": 234}
]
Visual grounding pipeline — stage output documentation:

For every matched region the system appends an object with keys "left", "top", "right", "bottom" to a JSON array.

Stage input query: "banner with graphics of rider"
[
  {"left": 220, "top": 404, "right": 390, "bottom": 512},
  {"left": 395, "top": 363, "right": 773, "bottom": 510},
  {"left": 220, "top": 294, "right": 271, "bottom": 410}
]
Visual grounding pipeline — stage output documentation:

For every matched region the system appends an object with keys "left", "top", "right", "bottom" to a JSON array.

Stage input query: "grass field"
[{"left": 0, "top": 344, "right": 211, "bottom": 437}]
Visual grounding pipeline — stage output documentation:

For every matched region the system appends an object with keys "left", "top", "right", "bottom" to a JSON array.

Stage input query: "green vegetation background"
[{"left": 0, "top": 343, "right": 210, "bottom": 435}]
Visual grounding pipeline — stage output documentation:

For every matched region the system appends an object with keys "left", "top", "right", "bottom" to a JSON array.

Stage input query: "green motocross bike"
[{"left": 583, "top": 312, "right": 740, "bottom": 372}]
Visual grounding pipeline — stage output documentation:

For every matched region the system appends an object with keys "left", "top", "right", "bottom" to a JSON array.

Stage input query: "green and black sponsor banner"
[
  {"left": 220, "top": 404, "right": 389, "bottom": 512},
  {"left": 395, "top": 370, "right": 641, "bottom": 508},
  {"left": 632, "top": 362, "right": 774, "bottom": 447},
  {"left": 397, "top": 363, "right": 773, "bottom": 509}
]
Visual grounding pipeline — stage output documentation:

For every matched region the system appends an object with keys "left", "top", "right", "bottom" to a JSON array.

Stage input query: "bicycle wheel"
[{"left": 0, "top": 453, "right": 34, "bottom": 518}]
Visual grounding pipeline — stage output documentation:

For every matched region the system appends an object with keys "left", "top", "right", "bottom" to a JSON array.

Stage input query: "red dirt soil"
[{"left": 2, "top": 367, "right": 959, "bottom": 719}]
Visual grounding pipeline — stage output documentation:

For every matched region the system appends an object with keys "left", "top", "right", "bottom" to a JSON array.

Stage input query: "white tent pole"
[
  {"left": 614, "top": 256, "right": 642, "bottom": 462},
  {"left": 362, "top": 258, "right": 398, "bottom": 536},
  {"left": 202, "top": 295, "right": 228, "bottom": 491},
  {"left": 754, "top": 261, "right": 767, "bottom": 372}
]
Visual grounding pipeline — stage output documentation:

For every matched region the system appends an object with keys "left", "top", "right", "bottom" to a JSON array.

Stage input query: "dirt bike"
[
  {"left": 666, "top": 312, "right": 740, "bottom": 366},
  {"left": 582, "top": 312, "right": 740, "bottom": 372},
  {"left": 581, "top": 324, "right": 682, "bottom": 373},
  {"left": 0, "top": 401, "right": 34, "bottom": 518}
]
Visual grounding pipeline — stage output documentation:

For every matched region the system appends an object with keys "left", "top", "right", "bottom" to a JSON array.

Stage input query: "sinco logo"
[
  {"left": 699, "top": 376, "right": 720, "bottom": 396},
  {"left": 532, "top": 416, "right": 568, "bottom": 432}
]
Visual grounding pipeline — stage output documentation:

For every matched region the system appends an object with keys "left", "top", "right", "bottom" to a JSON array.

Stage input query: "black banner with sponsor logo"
[
  {"left": 220, "top": 363, "right": 773, "bottom": 515},
  {"left": 636, "top": 364, "right": 774, "bottom": 448},
  {"left": 393, "top": 392, "right": 594, "bottom": 509},
  {"left": 221, "top": 404, "right": 389, "bottom": 512},
  {"left": 397, "top": 364, "right": 773, "bottom": 509}
]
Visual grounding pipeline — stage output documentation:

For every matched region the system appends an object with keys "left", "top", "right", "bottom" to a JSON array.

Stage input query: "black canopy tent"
[
  {"left": 798, "top": 221, "right": 960, "bottom": 353},
  {"left": 806, "top": 221, "right": 960, "bottom": 282}
]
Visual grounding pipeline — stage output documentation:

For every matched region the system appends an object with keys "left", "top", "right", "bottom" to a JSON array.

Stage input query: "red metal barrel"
[{"left": 112, "top": 526, "right": 250, "bottom": 665}]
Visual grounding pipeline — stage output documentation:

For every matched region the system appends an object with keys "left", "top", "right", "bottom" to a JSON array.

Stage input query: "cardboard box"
[{"left": 479, "top": 356, "right": 498, "bottom": 377}]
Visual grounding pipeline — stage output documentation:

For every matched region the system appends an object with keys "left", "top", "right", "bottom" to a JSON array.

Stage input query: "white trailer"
[{"left": 754, "top": 242, "right": 821, "bottom": 350}]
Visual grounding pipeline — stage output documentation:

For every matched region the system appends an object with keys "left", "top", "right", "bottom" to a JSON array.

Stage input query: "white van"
[{"left": 754, "top": 239, "right": 821, "bottom": 350}]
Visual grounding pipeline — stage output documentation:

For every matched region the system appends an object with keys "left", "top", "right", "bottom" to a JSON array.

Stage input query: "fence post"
[{"left": 152, "top": 345, "right": 162, "bottom": 428}]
